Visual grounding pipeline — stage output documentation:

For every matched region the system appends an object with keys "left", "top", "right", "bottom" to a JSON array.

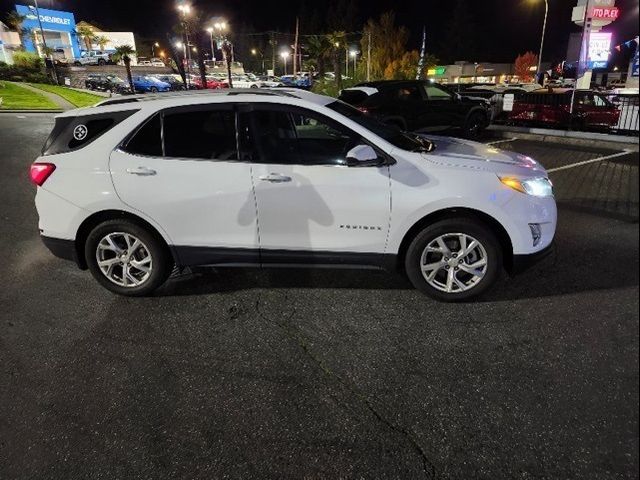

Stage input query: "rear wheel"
[
  {"left": 85, "top": 220, "right": 172, "bottom": 296},
  {"left": 149, "top": 87, "right": 158, "bottom": 93},
  {"left": 405, "top": 218, "right": 502, "bottom": 301}
]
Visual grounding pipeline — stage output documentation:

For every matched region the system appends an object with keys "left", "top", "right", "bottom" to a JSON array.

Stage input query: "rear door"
[
  {"left": 110, "top": 105, "right": 259, "bottom": 263},
  {"left": 419, "top": 84, "right": 458, "bottom": 131}
]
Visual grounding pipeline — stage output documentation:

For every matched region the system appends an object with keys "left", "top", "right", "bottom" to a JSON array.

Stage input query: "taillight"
[
  {"left": 30, "top": 163, "right": 56, "bottom": 186},
  {"left": 356, "top": 106, "right": 370, "bottom": 114}
]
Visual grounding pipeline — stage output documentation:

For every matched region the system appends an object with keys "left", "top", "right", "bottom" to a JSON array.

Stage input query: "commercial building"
[{"left": 5, "top": 4, "right": 136, "bottom": 64}]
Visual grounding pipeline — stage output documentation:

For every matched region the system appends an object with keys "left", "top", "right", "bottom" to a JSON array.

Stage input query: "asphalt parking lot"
[{"left": 0, "top": 114, "right": 638, "bottom": 480}]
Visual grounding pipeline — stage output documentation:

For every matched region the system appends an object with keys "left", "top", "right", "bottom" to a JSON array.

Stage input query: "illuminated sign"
[
  {"left": 427, "top": 67, "right": 446, "bottom": 75},
  {"left": 590, "top": 6, "right": 619, "bottom": 20},
  {"left": 588, "top": 32, "right": 612, "bottom": 69}
]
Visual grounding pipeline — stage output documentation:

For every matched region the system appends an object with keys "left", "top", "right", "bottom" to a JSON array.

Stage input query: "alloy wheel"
[
  {"left": 420, "top": 233, "right": 488, "bottom": 293},
  {"left": 95, "top": 232, "right": 153, "bottom": 287}
]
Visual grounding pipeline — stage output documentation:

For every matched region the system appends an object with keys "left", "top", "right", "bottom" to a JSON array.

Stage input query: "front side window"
[{"left": 245, "top": 108, "right": 359, "bottom": 165}]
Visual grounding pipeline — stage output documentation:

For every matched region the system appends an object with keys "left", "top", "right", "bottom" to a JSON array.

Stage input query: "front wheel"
[
  {"left": 405, "top": 218, "right": 502, "bottom": 301},
  {"left": 149, "top": 87, "right": 158, "bottom": 93},
  {"left": 85, "top": 220, "right": 173, "bottom": 296},
  {"left": 463, "top": 111, "right": 488, "bottom": 138}
]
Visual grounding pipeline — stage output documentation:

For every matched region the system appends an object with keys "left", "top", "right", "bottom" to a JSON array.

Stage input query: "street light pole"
[
  {"left": 207, "top": 28, "right": 214, "bottom": 62},
  {"left": 536, "top": 0, "right": 549, "bottom": 82},
  {"left": 31, "top": 0, "right": 58, "bottom": 84}
]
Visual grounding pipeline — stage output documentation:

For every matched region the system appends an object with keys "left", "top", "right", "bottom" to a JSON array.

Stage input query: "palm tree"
[
  {"left": 5, "top": 11, "right": 27, "bottom": 44},
  {"left": 76, "top": 25, "right": 96, "bottom": 51},
  {"left": 327, "top": 31, "right": 346, "bottom": 89},
  {"left": 305, "top": 35, "right": 331, "bottom": 78},
  {"left": 112, "top": 45, "right": 136, "bottom": 94},
  {"left": 95, "top": 35, "right": 109, "bottom": 52}
]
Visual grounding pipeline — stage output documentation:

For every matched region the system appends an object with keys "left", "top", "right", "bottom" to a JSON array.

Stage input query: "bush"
[
  {"left": 0, "top": 63, "right": 54, "bottom": 84},
  {"left": 12, "top": 51, "right": 43, "bottom": 70}
]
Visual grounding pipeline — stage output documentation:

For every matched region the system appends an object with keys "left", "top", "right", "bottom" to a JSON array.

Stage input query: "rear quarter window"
[{"left": 42, "top": 110, "right": 138, "bottom": 156}]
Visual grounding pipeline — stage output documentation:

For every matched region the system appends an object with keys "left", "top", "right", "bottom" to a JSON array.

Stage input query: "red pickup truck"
[{"left": 509, "top": 88, "right": 620, "bottom": 131}]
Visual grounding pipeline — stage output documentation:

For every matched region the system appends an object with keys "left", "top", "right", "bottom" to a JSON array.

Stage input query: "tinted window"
[
  {"left": 392, "top": 85, "right": 421, "bottom": 101},
  {"left": 163, "top": 109, "right": 238, "bottom": 160},
  {"left": 424, "top": 85, "right": 452, "bottom": 101},
  {"left": 124, "top": 113, "right": 162, "bottom": 156},
  {"left": 247, "top": 108, "right": 359, "bottom": 165}
]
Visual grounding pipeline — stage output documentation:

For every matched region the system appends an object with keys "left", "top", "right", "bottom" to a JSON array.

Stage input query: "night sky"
[{"left": 2, "top": 0, "right": 638, "bottom": 65}]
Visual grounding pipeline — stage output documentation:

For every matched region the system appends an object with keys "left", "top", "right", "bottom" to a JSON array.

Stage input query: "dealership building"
[{"left": 2, "top": 4, "right": 136, "bottom": 64}]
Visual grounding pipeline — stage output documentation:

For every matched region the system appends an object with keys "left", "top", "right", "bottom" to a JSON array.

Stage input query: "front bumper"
[{"left": 511, "top": 241, "right": 555, "bottom": 275}]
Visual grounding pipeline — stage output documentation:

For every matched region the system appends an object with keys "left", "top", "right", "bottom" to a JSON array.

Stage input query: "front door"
[
  {"left": 110, "top": 105, "right": 259, "bottom": 264},
  {"left": 240, "top": 104, "right": 391, "bottom": 263}
]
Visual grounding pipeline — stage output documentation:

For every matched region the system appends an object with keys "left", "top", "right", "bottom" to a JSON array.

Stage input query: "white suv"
[{"left": 31, "top": 89, "right": 556, "bottom": 301}]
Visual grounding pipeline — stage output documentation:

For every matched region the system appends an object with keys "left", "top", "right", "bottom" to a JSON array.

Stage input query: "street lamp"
[
  {"left": 152, "top": 42, "right": 159, "bottom": 57},
  {"left": 350, "top": 50, "right": 358, "bottom": 78},
  {"left": 208, "top": 20, "right": 233, "bottom": 87},
  {"left": 177, "top": 3, "right": 193, "bottom": 86},
  {"left": 206, "top": 27, "right": 215, "bottom": 62},
  {"left": 531, "top": 0, "right": 549, "bottom": 83},
  {"left": 281, "top": 51, "right": 290, "bottom": 76}
]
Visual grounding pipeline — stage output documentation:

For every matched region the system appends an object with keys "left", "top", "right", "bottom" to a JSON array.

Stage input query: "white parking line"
[
  {"left": 485, "top": 138, "right": 517, "bottom": 145},
  {"left": 547, "top": 150, "right": 633, "bottom": 173}
]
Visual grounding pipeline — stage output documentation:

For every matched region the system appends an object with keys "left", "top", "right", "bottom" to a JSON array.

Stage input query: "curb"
[
  {"left": 488, "top": 125, "right": 639, "bottom": 152},
  {"left": 0, "top": 109, "right": 63, "bottom": 114}
]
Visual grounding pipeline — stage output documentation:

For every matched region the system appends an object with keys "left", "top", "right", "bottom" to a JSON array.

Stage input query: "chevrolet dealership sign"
[{"left": 15, "top": 4, "right": 76, "bottom": 32}]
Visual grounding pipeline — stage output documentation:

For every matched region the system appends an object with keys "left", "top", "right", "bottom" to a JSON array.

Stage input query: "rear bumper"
[
  {"left": 511, "top": 241, "right": 555, "bottom": 275},
  {"left": 41, "top": 235, "right": 84, "bottom": 268}
]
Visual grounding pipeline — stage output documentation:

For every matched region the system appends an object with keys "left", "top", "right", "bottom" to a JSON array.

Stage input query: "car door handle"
[
  {"left": 259, "top": 173, "right": 292, "bottom": 183},
  {"left": 126, "top": 167, "right": 157, "bottom": 176}
]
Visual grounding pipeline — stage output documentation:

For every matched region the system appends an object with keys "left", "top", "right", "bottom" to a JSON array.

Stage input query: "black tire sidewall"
[
  {"left": 464, "top": 111, "right": 487, "bottom": 138},
  {"left": 84, "top": 220, "right": 172, "bottom": 296},
  {"left": 405, "top": 218, "right": 502, "bottom": 302}
]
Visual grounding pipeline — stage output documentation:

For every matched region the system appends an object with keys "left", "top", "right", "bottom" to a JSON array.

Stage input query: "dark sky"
[{"left": 3, "top": 0, "right": 639, "bottom": 64}]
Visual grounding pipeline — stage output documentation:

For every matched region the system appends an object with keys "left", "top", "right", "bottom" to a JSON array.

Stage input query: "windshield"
[{"left": 327, "top": 100, "right": 435, "bottom": 152}]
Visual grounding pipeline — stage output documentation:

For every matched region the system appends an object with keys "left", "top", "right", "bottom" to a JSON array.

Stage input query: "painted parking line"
[
  {"left": 485, "top": 138, "right": 518, "bottom": 145},
  {"left": 547, "top": 150, "right": 633, "bottom": 173}
]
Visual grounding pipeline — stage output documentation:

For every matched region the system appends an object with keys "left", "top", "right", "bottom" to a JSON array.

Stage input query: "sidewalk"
[{"left": 17, "top": 83, "right": 75, "bottom": 111}]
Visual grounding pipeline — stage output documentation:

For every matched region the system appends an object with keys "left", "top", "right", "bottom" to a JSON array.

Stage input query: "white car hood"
[{"left": 418, "top": 135, "right": 547, "bottom": 175}]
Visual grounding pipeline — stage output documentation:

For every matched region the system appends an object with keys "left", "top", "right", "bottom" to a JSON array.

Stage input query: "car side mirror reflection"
[{"left": 346, "top": 145, "right": 383, "bottom": 167}]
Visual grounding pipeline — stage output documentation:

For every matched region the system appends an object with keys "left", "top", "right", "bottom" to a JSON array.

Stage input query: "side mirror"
[{"left": 346, "top": 144, "right": 382, "bottom": 167}]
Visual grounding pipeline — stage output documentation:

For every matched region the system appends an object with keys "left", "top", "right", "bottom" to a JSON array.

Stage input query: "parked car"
[
  {"left": 131, "top": 75, "right": 172, "bottom": 93},
  {"left": 188, "top": 74, "right": 228, "bottom": 90},
  {"left": 73, "top": 50, "right": 111, "bottom": 66},
  {"left": 256, "top": 75, "right": 284, "bottom": 88},
  {"left": 509, "top": 89, "right": 621, "bottom": 131},
  {"left": 30, "top": 89, "right": 556, "bottom": 301},
  {"left": 149, "top": 57, "right": 166, "bottom": 67},
  {"left": 85, "top": 74, "right": 130, "bottom": 94},
  {"left": 340, "top": 80, "right": 491, "bottom": 137},
  {"left": 229, "top": 74, "right": 261, "bottom": 88},
  {"left": 280, "top": 75, "right": 313, "bottom": 89},
  {"left": 152, "top": 74, "right": 186, "bottom": 91}
]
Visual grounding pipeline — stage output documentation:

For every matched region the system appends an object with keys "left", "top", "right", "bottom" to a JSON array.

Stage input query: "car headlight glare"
[{"left": 500, "top": 176, "right": 553, "bottom": 197}]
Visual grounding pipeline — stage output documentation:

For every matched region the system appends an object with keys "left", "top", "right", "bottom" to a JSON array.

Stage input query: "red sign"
[{"left": 590, "top": 6, "right": 620, "bottom": 20}]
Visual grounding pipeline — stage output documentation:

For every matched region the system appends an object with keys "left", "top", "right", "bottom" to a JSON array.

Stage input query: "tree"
[
  {"left": 5, "top": 11, "right": 27, "bottom": 45},
  {"left": 112, "top": 45, "right": 136, "bottom": 94},
  {"left": 76, "top": 25, "right": 96, "bottom": 51},
  {"left": 514, "top": 52, "right": 538, "bottom": 82},
  {"left": 360, "top": 12, "right": 409, "bottom": 80},
  {"left": 384, "top": 50, "right": 439, "bottom": 80},
  {"left": 95, "top": 36, "right": 109, "bottom": 52},
  {"left": 327, "top": 31, "right": 346, "bottom": 89},
  {"left": 305, "top": 35, "right": 332, "bottom": 77}
]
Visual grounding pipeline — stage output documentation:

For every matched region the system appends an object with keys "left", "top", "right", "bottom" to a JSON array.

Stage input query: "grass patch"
[
  {"left": 28, "top": 83, "right": 103, "bottom": 108},
  {"left": 0, "top": 81, "right": 59, "bottom": 110}
]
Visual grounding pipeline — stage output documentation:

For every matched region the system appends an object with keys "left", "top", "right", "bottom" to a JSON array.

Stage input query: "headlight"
[{"left": 500, "top": 176, "right": 553, "bottom": 197}]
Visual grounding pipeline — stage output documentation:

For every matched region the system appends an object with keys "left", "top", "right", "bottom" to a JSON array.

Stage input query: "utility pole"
[
  {"left": 31, "top": 0, "right": 58, "bottom": 84},
  {"left": 270, "top": 31, "right": 276, "bottom": 74},
  {"left": 416, "top": 26, "right": 426, "bottom": 80},
  {"left": 293, "top": 18, "right": 299, "bottom": 78}
]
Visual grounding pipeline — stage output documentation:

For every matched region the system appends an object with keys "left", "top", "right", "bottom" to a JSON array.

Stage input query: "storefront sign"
[
  {"left": 590, "top": 6, "right": 619, "bottom": 20},
  {"left": 427, "top": 67, "right": 446, "bottom": 76},
  {"left": 15, "top": 4, "right": 76, "bottom": 32},
  {"left": 587, "top": 32, "right": 612, "bottom": 69}
]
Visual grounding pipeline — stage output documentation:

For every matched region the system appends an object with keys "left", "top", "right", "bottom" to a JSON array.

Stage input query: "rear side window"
[
  {"left": 338, "top": 89, "right": 371, "bottom": 105},
  {"left": 163, "top": 109, "right": 238, "bottom": 160},
  {"left": 123, "top": 113, "right": 162, "bottom": 156},
  {"left": 42, "top": 110, "right": 137, "bottom": 156}
]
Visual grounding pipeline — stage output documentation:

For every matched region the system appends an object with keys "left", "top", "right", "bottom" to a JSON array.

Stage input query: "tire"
[
  {"left": 404, "top": 218, "right": 502, "bottom": 302},
  {"left": 98, "top": 59, "right": 106, "bottom": 66},
  {"left": 463, "top": 111, "right": 488, "bottom": 138},
  {"left": 149, "top": 87, "right": 158, "bottom": 93},
  {"left": 84, "top": 219, "right": 173, "bottom": 296},
  {"left": 74, "top": 61, "right": 81, "bottom": 66}
]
